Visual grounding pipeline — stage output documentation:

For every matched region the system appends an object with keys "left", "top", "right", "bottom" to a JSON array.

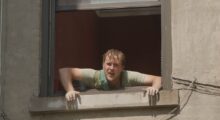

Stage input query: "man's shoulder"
[
  {"left": 80, "top": 68, "right": 99, "bottom": 77},
  {"left": 122, "top": 70, "right": 140, "bottom": 75},
  {"left": 121, "top": 70, "right": 147, "bottom": 86},
  {"left": 121, "top": 70, "right": 146, "bottom": 80},
  {"left": 80, "top": 68, "right": 101, "bottom": 73}
]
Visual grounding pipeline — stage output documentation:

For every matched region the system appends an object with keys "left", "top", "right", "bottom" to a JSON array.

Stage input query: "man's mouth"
[{"left": 108, "top": 72, "right": 115, "bottom": 76}]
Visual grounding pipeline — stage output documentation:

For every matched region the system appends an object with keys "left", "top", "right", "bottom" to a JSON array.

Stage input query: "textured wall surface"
[
  {"left": 171, "top": 0, "right": 220, "bottom": 86},
  {"left": 3, "top": 0, "right": 42, "bottom": 120},
  {"left": 171, "top": 0, "right": 220, "bottom": 120},
  {"left": 173, "top": 82, "right": 220, "bottom": 120}
]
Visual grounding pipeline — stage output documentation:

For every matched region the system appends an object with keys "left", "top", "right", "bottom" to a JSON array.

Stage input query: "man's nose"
[{"left": 110, "top": 64, "right": 114, "bottom": 69}]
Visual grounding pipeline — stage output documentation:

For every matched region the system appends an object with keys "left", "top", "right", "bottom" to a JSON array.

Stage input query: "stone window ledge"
[
  {"left": 29, "top": 87, "right": 179, "bottom": 113},
  {"left": 57, "top": 0, "right": 161, "bottom": 11}
]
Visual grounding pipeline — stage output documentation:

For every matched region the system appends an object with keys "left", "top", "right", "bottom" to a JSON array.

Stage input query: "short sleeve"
[
  {"left": 80, "top": 68, "right": 97, "bottom": 88},
  {"left": 122, "top": 70, "right": 147, "bottom": 86}
]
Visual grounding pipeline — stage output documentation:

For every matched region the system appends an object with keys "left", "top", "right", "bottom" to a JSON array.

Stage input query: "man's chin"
[{"left": 106, "top": 76, "right": 115, "bottom": 81}]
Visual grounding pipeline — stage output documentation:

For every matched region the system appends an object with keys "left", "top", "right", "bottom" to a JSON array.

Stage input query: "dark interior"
[{"left": 54, "top": 10, "right": 161, "bottom": 91}]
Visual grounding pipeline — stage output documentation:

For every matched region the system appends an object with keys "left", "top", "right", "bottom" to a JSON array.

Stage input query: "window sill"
[
  {"left": 29, "top": 87, "right": 179, "bottom": 113},
  {"left": 57, "top": 0, "right": 161, "bottom": 11}
]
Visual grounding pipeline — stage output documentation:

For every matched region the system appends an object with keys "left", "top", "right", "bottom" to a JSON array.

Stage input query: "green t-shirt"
[{"left": 80, "top": 68, "right": 147, "bottom": 90}]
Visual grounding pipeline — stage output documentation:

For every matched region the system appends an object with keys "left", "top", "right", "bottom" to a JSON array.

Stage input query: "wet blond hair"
[{"left": 102, "top": 49, "right": 126, "bottom": 66}]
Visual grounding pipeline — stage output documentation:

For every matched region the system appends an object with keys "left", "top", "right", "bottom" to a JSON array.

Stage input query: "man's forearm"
[
  {"left": 152, "top": 76, "right": 162, "bottom": 90},
  {"left": 59, "top": 68, "right": 75, "bottom": 92}
]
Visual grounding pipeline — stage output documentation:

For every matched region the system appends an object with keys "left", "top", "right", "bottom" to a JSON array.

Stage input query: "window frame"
[
  {"left": 40, "top": 0, "right": 56, "bottom": 96},
  {"left": 0, "top": 0, "right": 6, "bottom": 110},
  {"left": 40, "top": 0, "right": 172, "bottom": 97}
]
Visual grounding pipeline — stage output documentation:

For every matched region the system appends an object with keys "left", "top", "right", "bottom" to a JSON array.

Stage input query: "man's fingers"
[
  {"left": 75, "top": 91, "right": 80, "bottom": 95},
  {"left": 67, "top": 94, "right": 73, "bottom": 101},
  {"left": 150, "top": 88, "right": 157, "bottom": 96},
  {"left": 144, "top": 87, "right": 159, "bottom": 96},
  {"left": 65, "top": 94, "right": 71, "bottom": 101},
  {"left": 75, "top": 91, "right": 80, "bottom": 98},
  {"left": 71, "top": 93, "right": 75, "bottom": 101},
  {"left": 65, "top": 91, "right": 80, "bottom": 102},
  {"left": 153, "top": 88, "right": 159, "bottom": 95},
  {"left": 146, "top": 88, "right": 153, "bottom": 96},
  {"left": 66, "top": 96, "right": 69, "bottom": 101},
  {"left": 155, "top": 89, "right": 159, "bottom": 94}
]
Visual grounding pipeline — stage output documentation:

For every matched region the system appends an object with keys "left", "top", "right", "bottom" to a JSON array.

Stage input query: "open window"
[
  {"left": 30, "top": 0, "right": 176, "bottom": 113},
  {"left": 40, "top": 0, "right": 172, "bottom": 97}
]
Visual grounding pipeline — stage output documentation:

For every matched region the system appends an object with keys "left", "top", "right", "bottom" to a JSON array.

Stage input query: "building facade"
[{"left": 0, "top": 0, "right": 220, "bottom": 120}]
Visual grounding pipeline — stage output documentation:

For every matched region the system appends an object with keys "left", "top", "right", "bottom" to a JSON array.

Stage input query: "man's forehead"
[{"left": 105, "top": 55, "right": 120, "bottom": 62}]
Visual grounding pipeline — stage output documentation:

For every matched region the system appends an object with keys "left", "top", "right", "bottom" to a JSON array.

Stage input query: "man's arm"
[
  {"left": 144, "top": 75, "right": 162, "bottom": 95},
  {"left": 59, "top": 68, "right": 82, "bottom": 101}
]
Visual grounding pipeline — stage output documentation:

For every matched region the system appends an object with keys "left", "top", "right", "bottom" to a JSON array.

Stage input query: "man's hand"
[
  {"left": 65, "top": 90, "right": 80, "bottom": 102},
  {"left": 144, "top": 87, "right": 159, "bottom": 96}
]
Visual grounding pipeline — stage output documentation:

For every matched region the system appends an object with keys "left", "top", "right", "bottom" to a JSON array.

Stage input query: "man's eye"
[{"left": 114, "top": 64, "right": 119, "bottom": 67}]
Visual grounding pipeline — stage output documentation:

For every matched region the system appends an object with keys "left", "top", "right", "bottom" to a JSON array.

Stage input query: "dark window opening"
[{"left": 54, "top": 9, "right": 161, "bottom": 94}]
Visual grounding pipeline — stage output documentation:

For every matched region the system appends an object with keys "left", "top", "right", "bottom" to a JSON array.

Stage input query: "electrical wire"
[
  {"left": 156, "top": 78, "right": 197, "bottom": 120},
  {"left": 157, "top": 76, "right": 220, "bottom": 120},
  {"left": 173, "top": 77, "right": 220, "bottom": 96}
]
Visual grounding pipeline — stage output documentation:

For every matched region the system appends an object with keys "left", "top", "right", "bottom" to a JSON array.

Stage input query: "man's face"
[{"left": 103, "top": 55, "right": 124, "bottom": 82}]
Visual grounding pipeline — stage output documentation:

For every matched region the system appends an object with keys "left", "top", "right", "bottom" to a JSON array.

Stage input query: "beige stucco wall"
[
  {"left": 171, "top": 0, "right": 220, "bottom": 119},
  {"left": 3, "top": 0, "right": 42, "bottom": 120},
  {"left": 171, "top": 0, "right": 220, "bottom": 86}
]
